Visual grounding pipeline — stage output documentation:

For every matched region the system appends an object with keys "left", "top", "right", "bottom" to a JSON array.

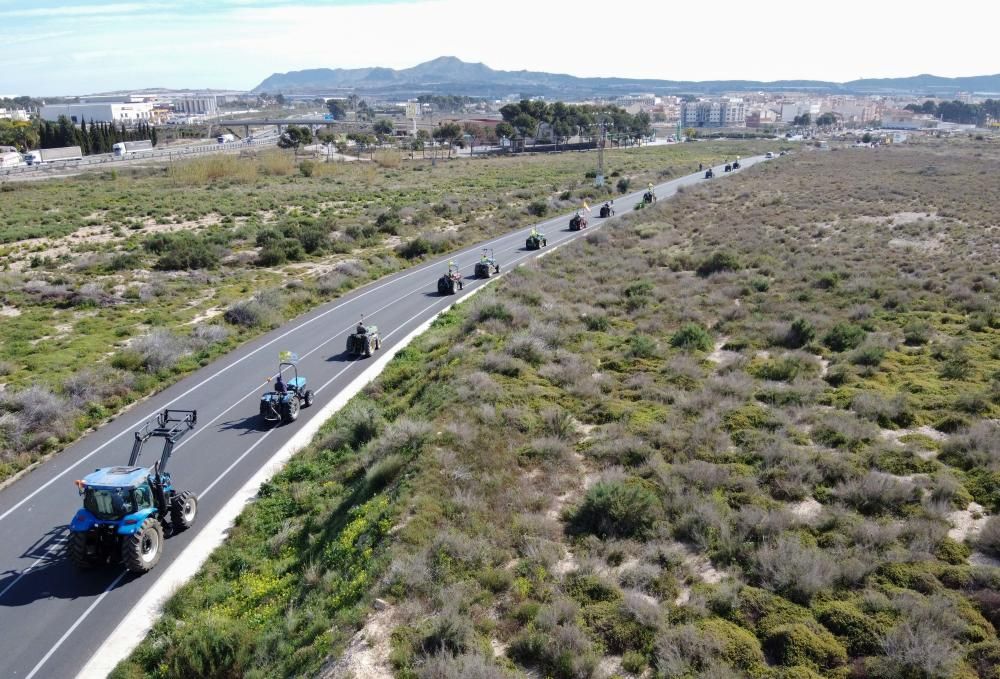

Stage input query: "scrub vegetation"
[
  {"left": 112, "top": 138, "right": 1000, "bottom": 679},
  {"left": 0, "top": 141, "right": 767, "bottom": 481}
]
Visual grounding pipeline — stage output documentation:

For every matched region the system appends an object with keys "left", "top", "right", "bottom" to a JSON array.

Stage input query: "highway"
[
  {"left": 0, "top": 131, "right": 281, "bottom": 180},
  {"left": 0, "top": 156, "right": 765, "bottom": 678}
]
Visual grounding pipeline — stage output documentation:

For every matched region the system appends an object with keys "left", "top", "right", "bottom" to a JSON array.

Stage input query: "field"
[
  {"left": 112, "top": 137, "right": 1000, "bottom": 679},
  {"left": 0, "top": 141, "right": 770, "bottom": 481}
]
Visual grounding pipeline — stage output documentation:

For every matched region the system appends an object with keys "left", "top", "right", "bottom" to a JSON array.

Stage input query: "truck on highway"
[
  {"left": 0, "top": 150, "right": 24, "bottom": 168},
  {"left": 217, "top": 133, "right": 236, "bottom": 144},
  {"left": 112, "top": 140, "right": 153, "bottom": 157},
  {"left": 23, "top": 145, "right": 83, "bottom": 165}
]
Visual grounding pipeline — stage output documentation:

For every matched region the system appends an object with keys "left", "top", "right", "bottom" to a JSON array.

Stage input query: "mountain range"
[{"left": 253, "top": 57, "right": 1000, "bottom": 98}]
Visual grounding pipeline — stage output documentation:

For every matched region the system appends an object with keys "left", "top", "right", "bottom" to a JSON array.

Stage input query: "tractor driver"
[
  {"left": 356, "top": 321, "right": 367, "bottom": 335},
  {"left": 274, "top": 374, "right": 287, "bottom": 393}
]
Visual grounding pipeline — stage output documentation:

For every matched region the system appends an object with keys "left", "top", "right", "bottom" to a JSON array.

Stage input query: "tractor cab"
[{"left": 68, "top": 409, "right": 198, "bottom": 573}]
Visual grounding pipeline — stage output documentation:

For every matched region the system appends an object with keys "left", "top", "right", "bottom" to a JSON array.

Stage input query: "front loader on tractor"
[{"left": 68, "top": 409, "right": 198, "bottom": 574}]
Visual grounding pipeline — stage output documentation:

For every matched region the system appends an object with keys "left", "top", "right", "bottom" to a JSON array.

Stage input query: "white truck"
[
  {"left": 112, "top": 140, "right": 153, "bottom": 157},
  {"left": 0, "top": 151, "right": 24, "bottom": 169},
  {"left": 23, "top": 146, "right": 83, "bottom": 165},
  {"left": 217, "top": 133, "right": 236, "bottom": 144}
]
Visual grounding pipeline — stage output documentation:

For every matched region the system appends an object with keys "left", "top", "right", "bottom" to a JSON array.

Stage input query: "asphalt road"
[{"left": 0, "top": 155, "right": 765, "bottom": 678}]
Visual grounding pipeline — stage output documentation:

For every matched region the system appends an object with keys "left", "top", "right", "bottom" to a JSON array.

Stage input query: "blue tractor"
[
  {"left": 68, "top": 409, "right": 198, "bottom": 574},
  {"left": 259, "top": 360, "right": 314, "bottom": 425}
]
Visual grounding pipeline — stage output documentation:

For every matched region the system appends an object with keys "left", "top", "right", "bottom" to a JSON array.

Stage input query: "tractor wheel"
[
  {"left": 364, "top": 337, "right": 373, "bottom": 357},
  {"left": 495, "top": 265, "right": 501, "bottom": 273},
  {"left": 68, "top": 531, "right": 99, "bottom": 569},
  {"left": 282, "top": 398, "right": 300, "bottom": 423},
  {"left": 303, "top": 390, "right": 314, "bottom": 407},
  {"left": 458, "top": 280, "right": 464, "bottom": 290},
  {"left": 122, "top": 517, "right": 163, "bottom": 573},
  {"left": 170, "top": 491, "right": 197, "bottom": 531},
  {"left": 374, "top": 337, "right": 381, "bottom": 350}
]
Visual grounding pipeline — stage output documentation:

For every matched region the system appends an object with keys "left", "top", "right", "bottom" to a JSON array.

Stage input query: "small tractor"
[
  {"left": 259, "top": 358, "right": 314, "bottom": 425},
  {"left": 438, "top": 262, "right": 464, "bottom": 294},
  {"left": 474, "top": 248, "right": 500, "bottom": 278},
  {"left": 346, "top": 319, "right": 381, "bottom": 357},
  {"left": 68, "top": 409, "right": 198, "bottom": 574},
  {"left": 643, "top": 190, "right": 657, "bottom": 204},
  {"left": 599, "top": 202, "right": 615, "bottom": 218},
  {"left": 569, "top": 212, "right": 588, "bottom": 231},
  {"left": 704, "top": 168, "right": 714, "bottom": 179},
  {"left": 525, "top": 229, "right": 547, "bottom": 250}
]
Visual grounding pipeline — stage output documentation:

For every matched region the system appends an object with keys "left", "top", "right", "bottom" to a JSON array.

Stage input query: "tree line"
[
  {"left": 904, "top": 99, "right": 1000, "bottom": 126},
  {"left": 495, "top": 100, "right": 652, "bottom": 145},
  {"left": 1, "top": 116, "right": 158, "bottom": 154},
  {"left": 38, "top": 116, "right": 158, "bottom": 154}
]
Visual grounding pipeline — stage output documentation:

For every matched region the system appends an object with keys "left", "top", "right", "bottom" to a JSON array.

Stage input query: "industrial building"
[
  {"left": 40, "top": 102, "right": 155, "bottom": 125},
  {"left": 172, "top": 96, "right": 218, "bottom": 115}
]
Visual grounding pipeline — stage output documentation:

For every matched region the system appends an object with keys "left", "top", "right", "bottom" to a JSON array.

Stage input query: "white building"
[
  {"left": 172, "top": 96, "right": 218, "bottom": 115},
  {"left": 0, "top": 108, "right": 30, "bottom": 121},
  {"left": 780, "top": 101, "right": 821, "bottom": 123},
  {"left": 40, "top": 102, "right": 154, "bottom": 125},
  {"left": 680, "top": 98, "right": 745, "bottom": 128}
]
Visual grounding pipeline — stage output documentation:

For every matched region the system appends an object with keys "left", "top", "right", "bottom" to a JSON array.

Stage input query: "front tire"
[
  {"left": 69, "top": 531, "right": 99, "bottom": 569},
  {"left": 303, "top": 390, "right": 314, "bottom": 407},
  {"left": 122, "top": 518, "right": 163, "bottom": 573},
  {"left": 170, "top": 492, "right": 197, "bottom": 531}
]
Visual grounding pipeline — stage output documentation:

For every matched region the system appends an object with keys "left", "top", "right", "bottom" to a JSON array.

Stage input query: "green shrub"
[
  {"left": 149, "top": 234, "right": 221, "bottom": 270},
  {"left": 763, "top": 623, "right": 847, "bottom": 671},
  {"left": 748, "top": 356, "right": 811, "bottom": 382},
  {"left": 582, "top": 600, "right": 654, "bottom": 654},
  {"left": 903, "top": 320, "right": 932, "bottom": 345},
  {"left": 628, "top": 334, "right": 658, "bottom": 359},
  {"left": 583, "top": 314, "right": 609, "bottom": 331},
  {"left": 621, "top": 650, "right": 646, "bottom": 674},
  {"left": 697, "top": 251, "right": 741, "bottom": 277},
  {"left": 617, "top": 177, "right": 631, "bottom": 193},
  {"left": 527, "top": 200, "right": 548, "bottom": 217},
  {"left": 750, "top": 276, "right": 771, "bottom": 292},
  {"left": 698, "top": 618, "right": 767, "bottom": 673},
  {"left": 670, "top": 323, "right": 713, "bottom": 352},
  {"left": 569, "top": 479, "right": 660, "bottom": 539},
  {"left": 823, "top": 323, "right": 866, "bottom": 352},
  {"left": 978, "top": 516, "right": 1000, "bottom": 557},
  {"left": 784, "top": 318, "right": 816, "bottom": 349},
  {"left": 160, "top": 611, "right": 255, "bottom": 678},
  {"left": 813, "top": 600, "right": 881, "bottom": 655}
]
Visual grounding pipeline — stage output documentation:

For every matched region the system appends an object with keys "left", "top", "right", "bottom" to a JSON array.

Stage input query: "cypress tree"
[{"left": 151, "top": 125, "right": 158, "bottom": 147}]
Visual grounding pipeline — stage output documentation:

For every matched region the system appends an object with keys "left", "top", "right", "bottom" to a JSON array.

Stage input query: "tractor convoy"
[{"left": 60, "top": 181, "right": 650, "bottom": 576}]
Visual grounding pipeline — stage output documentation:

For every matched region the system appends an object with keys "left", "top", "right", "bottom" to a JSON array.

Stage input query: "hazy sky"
[{"left": 1, "top": 0, "right": 997, "bottom": 95}]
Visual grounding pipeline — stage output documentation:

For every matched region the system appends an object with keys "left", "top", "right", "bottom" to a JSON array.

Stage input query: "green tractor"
[
  {"left": 347, "top": 318, "right": 381, "bottom": 357},
  {"left": 525, "top": 228, "right": 547, "bottom": 250},
  {"left": 67, "top": 409, "right": 198, "bottom": 574},
  {"left": 474, "top": 248, "right": 500, "bottom": 278}
]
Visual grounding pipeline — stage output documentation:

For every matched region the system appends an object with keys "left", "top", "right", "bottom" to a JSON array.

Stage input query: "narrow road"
[{"left": 0, "top": 156, "right": 765, "bottom": 678}]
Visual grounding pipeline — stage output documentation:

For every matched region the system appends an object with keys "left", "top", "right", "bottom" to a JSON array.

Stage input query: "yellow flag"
[{"left": 583, "top": 200, "right": 590, "bottom": 212}]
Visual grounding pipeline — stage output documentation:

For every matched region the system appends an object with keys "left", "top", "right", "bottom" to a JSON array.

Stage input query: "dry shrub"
[
  {"left": 169, "top": 155, "right": 256, "bottom": 184},
  {"left": 754, "top": 537, "right": 837, "bottom": 603},
  {"left": 256, "top": 149, "right": 295, "bottom": 176},
  {"left": 128, "top": 329, "right": 190, "bottom": 372}
]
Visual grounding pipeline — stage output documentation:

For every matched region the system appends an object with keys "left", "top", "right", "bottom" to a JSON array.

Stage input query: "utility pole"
[{"left": 595, "top": 120, "right": 607, "bottom": 187}]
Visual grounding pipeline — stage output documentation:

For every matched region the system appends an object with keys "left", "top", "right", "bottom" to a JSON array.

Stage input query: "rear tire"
[
  {"left": 122, "top": 518, "right": 163, "bottom": 573},
  {"left": 282, "top": 398, "right": 300, "bottom": 423},
  {"left": 170, "top": 492, "right": 197, "bottom": 531},
  {"left": 69, "top": 531, "right": 98, "bottom": 569}
]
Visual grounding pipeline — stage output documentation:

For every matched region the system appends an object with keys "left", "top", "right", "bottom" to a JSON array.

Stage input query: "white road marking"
[
  {"left": 26, "top": 570, "right": 127, "bottom": 679},
  {"left": 0, "top": 531, "right": 67, "bottom": 601}
]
